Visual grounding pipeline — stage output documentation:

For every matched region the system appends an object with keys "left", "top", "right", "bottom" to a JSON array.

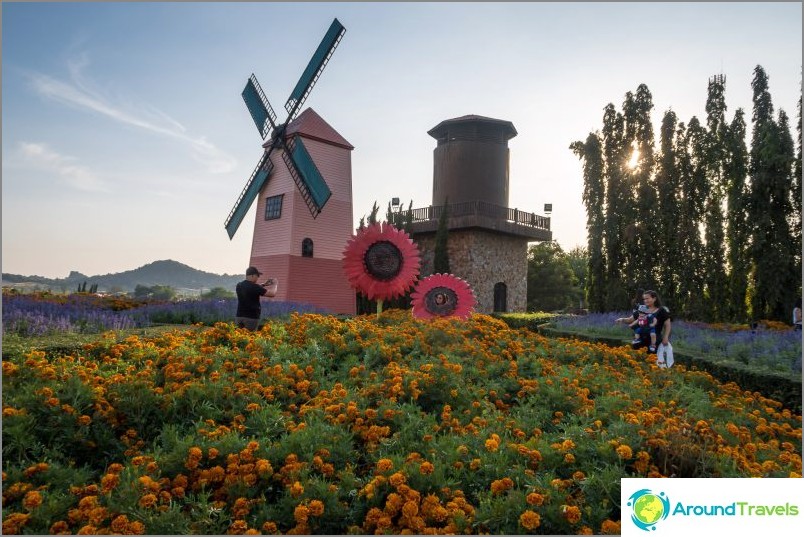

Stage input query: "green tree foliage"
[
  {"left": 725, "top": 109, "right": 751, "bottom": 321},
  {"left": 748, "top": 65, "right": 797, "bottom": 320},
  {"left": 702, "top": 75, "right": 730, "bottom": 321},
  {"left": 570, "top": 133, "right": 606, "bottom": 312},
  {"left": 201, "top": 287, "right": 235, "bottom": 299},
  {"left": 526, "top": 242, "right": 577, "bottom": 312},
  {"left": 574, "top": 67, "right": 798, "bottom": 322},
  {"left": 601, "top": 104, "right": 630, "bottom": 310},
  {"left": 654, "top": 110, "right": 682, "bottom": 308},
  {"left": 566, "top": 246, "right": 589, "bottom": 310},
  {"left": 133, "top": 284, "right": 176, "bottom": 301},
  {"left": 433, "top": 199, "right": 450, "bottom": 274}
]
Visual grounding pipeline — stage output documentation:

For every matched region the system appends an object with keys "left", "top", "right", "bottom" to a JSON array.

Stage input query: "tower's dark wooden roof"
[{"left": 427, "top": 115, "right": 517, "bottom": 140}]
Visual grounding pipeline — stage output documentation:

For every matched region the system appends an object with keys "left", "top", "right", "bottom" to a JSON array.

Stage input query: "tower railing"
[{"left": 392, "top": 200, "right": 550, "bottom": 231}]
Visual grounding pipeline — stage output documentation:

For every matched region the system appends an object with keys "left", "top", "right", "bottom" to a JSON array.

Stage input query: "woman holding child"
[{"left": 615, "top": 289, "right": 672, "bottom": 357}]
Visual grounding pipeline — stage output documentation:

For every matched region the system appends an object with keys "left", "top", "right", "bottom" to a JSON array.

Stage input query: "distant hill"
[{"left": 2, "top": 260, "right": 243, "bottom": 294}]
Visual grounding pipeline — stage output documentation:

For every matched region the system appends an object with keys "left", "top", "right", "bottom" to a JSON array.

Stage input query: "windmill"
[{"left": 224, "top": 18, "right": 346, "bottom": 239}]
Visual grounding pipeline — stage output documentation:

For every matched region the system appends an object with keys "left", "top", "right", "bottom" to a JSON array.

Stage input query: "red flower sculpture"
[
  {"left": 342, "top": 222, "right": 421, "bottom": 302},
  {"left": 411, "top": 273, "right": 476, "bottom": 320}
]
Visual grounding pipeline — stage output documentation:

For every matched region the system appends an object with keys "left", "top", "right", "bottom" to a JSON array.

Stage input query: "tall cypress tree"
[
  {"left": 655, "top": 110, "right": 682, "bottom": 308},
  {"left": 702, "top": 75, "right": 730, "bottom": 321},
  {"left": 601, "top": 103, "right": 629, "bottom": 310},
  {"left": 748, "top": 65, "right": 796, "bottom": 320},
  {"left": 433, "top": 199, "right": 450, "bottom": 274},
  {"left": 570, "top": 132, "right": 607, "bottom": 312},
  {"left": 792, "top": 96, "right": 802, "bottom": 295},
  {"left": 630, "top": 84, "right": 658, "bottom": 292},
  {"left": 725, "top": 109, "right": 750, "bottom": 321},
  {"left": 676, "top": 117, "right": 707, "bottom": 319}
]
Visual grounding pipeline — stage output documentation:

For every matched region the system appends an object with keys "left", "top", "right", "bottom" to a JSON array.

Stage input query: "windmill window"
[
  {"left": 265, "top": 195, "right": 284, "bottom": 220},
  {"left": 302, "top": 238, "right": 314, "bottom": 258}
]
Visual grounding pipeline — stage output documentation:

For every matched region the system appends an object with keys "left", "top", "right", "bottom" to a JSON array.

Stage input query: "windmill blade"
[
  {"left": 224, "top": 150, "right": 275, "bottom": 239},
  {"left": 282, "top": 136, "right": 332, "bottom": 218},
  {"left": 242, "top": 74, "right": 279, "bottom": 139},
  {"left": 284, "top": 18, "right": 345, "bottom": 121}
]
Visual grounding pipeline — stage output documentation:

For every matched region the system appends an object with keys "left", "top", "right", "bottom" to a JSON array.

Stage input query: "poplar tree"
[
  {"left": 676, "top": 118, "right": 707, "bottom": 319},
  {"left": 601, "top": 103, "right": 629, "bottom": 309},
  {"left": 654, "top": 110, "right": 682, "bottom": 307},
  {"left": 702, "top": 75, "right": 729, "bottom": 320},
  {"left": 792, "top": 96, "right": 802, "bottom": 293},
  {"left": 570, "top": 132, "right": 607, "bottom": 312},
  {"left": 748, "top": 65, "right": 796, "bottom": 320},
  {"left": 724, "top": 109, "right": 750, "bottom": 321},
  {"left": 629, "top": 85, "right": 657, "bottom": 292}
]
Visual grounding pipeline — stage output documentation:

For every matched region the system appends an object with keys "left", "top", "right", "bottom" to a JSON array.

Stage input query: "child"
[{"left": 629, "top": 304, "right": 658, "bottom": 351}]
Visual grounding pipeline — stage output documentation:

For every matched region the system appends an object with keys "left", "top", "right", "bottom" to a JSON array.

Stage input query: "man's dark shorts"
[{"left": 235, "top": 317, "right": 260, "bottom": 331}]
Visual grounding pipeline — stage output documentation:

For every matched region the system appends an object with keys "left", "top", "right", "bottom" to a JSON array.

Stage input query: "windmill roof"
[
  {"left": 284, "top": 108, "right": 354, "bottom": 150},
  {"left": 428, "top": 115, "right": 517, "bottom": 139}
]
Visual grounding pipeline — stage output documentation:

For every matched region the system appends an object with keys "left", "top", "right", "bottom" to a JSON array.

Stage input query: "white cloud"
[
  {"left": 18, "top": 142, "right": 109, "bottom": 192},
  {"left": 29, "top": 54, "right": 237, "bottom": 174}
]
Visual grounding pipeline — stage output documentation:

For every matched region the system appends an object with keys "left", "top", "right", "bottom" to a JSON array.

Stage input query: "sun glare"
[{"left": 627, "top": 148, "right": 640, "bottom": 169}]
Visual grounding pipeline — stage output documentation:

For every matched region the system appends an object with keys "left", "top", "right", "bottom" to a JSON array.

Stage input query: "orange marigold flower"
[
  {"left": 485, "top": 438, "right": 499, "bottom": 452},
  {"left": 469, "top": 458, "right": 481, "bottom": 471},
  {"left": 208, "top": 447, "right": 219, "bottom": 459},
  {"left": 616, "top": 445, "right": 633, "bottom": 460},
  {"left": 188, "top": 446, "right": 202, "bottom": 459},
  {"left": 308, "top": 499, "right": 325, "bottom": 517},
  {"left": 389, "top": 472, "right": 406, "bottom": 487},
  {"left": 419, "top": 461, "right": 434, "bottom": 475},
  {"left": 402, "top": 501, "right": 419, "bottom": 518},
  {"left": 229, "top": 520, "right": 249, "bottom": 534},
  {"left": 290, "top": 481, "right": 304, "bottom": 497},
  {"left": 22, "top": 490, "right": 43, "bottom": 510},
  {"left": 526, "top": 492, "right": 545, "bottom": 506},
  {"left": 101, "top": 473, "right": 119, "bottom": 493},
  {"left": 49, "top": 521, "right": 71, "bottom": 535},
  {"left": 76, "top": 524, "right": 97, "bottom": 535},
  {"left": 128, "top": 521, "right": 145, "bottom": 534},
  {"left": 110, "top": 515, "right": 130, "bottom": 533},
  {"left": 600, "top": 519, "right": 621, "bottom": 534},
  {"left": 294, "top": 505, "right": 309, "bottom": 524},
  {"left": 563, "top": 504, "right": 582, "bottom": 524},
  {"left": 138, "top": 493, "right": 158, "bottom": 509},
  {"left": 376, "top": 458, "right": 394, "bottom": 473},
  {"left": 77, "top": 415, "right": 92, "bottom": 426},
  {"left": 262, "top": 521, "right": 278, "bottom": 534},
  {"left": 519, "top": 510, "right": 541, "bottom": 530}
]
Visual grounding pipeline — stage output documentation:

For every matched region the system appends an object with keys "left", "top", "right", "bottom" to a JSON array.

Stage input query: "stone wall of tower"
[{"left": 413, "top": 229, "right": 528, "bottom": 313}]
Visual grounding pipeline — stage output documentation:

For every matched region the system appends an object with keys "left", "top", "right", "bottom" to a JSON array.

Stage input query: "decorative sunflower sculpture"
[
  {"left": 342, "top": 222, "right": 421, "bottom": 313},
  {"left": 411, "top": 273, "right": 476, "bottom": 320}
]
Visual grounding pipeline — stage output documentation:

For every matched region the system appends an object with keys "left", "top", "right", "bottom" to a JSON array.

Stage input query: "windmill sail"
[
  {"left": 282, "top": 136, "right": 332, "bottom": 217},
  {"left": 225, "top": 151, "right": 274, "bottom": 239},
  {"left": 284, "top": 18, "right": 345, "bottom": 121},
  {"left": 242, "top": 75, "right": 278, "bottom": 139}
]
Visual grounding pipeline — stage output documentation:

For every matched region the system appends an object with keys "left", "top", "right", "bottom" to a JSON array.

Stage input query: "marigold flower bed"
[{"left": 2, "top": 311, "right": 801, "bottom": 534}]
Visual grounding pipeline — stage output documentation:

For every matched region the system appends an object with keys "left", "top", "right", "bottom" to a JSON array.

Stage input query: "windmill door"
[{"left": 493, "top": 282, "right": 507, "bottom": 313}]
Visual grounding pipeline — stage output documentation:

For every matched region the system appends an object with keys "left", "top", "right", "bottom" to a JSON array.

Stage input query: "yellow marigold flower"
[
  {"left": 419, "top": 461, "right": 434, "bottom": 475},
  {"left": 519, "top": 510, "right": 541, "bottom": 530},
  {"left": 616, "top": 445, "right": 633, "bottom": 460},
  {"left": 526, "top": 492, "right": 545, "bottom": 506},
  {"left": 22, "top": 490, "right": 43, "bottom": 510},
  {"left": 308, "top": 499, "right": 325, "bottom": 517}
]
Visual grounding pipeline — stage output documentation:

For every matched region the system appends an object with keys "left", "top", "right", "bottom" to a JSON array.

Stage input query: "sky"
[{"left": 2, "top": 2, "right": 802, "bottom": 279}]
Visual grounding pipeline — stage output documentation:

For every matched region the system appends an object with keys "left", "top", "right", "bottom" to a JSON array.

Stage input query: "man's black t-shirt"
[{"left": 236, "top": 280, "right": 267, "bottom": 319}]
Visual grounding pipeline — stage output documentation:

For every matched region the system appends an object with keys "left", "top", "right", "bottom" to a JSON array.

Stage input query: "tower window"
[
  {"left": 265, "top": 195, "right": 284, "bottom": 220},
  {"left": 302, "top": 238, "right": 314, "bottom": 258}
]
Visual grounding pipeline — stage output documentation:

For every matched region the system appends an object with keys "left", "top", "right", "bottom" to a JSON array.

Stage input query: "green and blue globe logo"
[{"left": 627, "top": 489, "right": 670, "bottom": 531}]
